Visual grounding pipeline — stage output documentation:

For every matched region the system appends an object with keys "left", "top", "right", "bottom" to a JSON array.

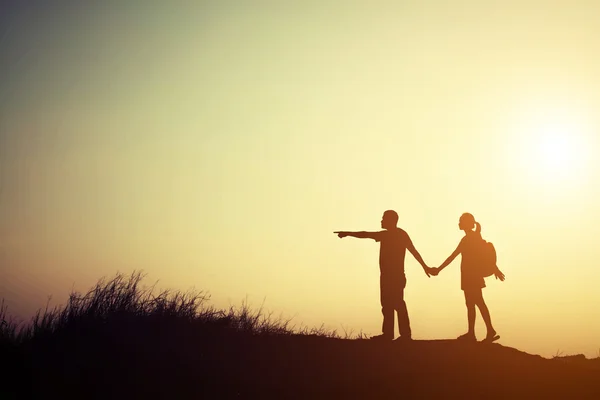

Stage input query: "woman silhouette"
[{"left": 432, "top": 213, "right": 504, "bottom": 342}]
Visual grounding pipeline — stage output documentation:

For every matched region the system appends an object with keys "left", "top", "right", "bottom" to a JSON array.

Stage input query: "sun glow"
[
  {"left": 515, "top": 106, "right": 592, "bottom": 185},
  {"left": 536, "top": 124, "right": 579, "bottom": 176}
]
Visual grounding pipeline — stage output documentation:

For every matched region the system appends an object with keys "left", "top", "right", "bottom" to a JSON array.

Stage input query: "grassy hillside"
[{"left": 2, "top": 272, "right": 599, "bottom": 399}]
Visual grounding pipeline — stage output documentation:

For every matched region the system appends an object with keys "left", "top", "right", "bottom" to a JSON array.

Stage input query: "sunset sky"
[{"left": 1, "top": 1, "right": 600, "bottom": 357}]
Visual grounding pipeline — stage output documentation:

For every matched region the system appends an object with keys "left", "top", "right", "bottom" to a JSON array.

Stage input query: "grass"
[
  {"left": 1, "top": 271, "right": 365, "bottom": 398},
  {"left": 553, "top": 349, "right": 565, "bottom": 358},
  {"left": 0, "top": 299, "right": 19, "bottom": 342},
  {"left": 0, "top": 271, "right": 356, "bottom": 348}
]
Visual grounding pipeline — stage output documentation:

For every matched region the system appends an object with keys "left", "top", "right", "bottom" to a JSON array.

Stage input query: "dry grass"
[{"left": 1, "top": 271, "right": 356, "bottom": 347}]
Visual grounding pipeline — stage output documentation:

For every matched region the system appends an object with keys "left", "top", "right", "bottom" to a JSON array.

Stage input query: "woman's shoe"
[{"left": 482, "top": 331, "right": 500, "bottom": 343}]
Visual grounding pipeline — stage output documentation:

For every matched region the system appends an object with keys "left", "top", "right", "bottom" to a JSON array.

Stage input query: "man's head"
[{"left": 381, "top": 210, "right": 399, "bottom": 230}]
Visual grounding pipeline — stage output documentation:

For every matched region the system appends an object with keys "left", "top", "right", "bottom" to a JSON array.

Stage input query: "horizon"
[{"left": 2, "top": 1, "right": 600, "bottom": 358}]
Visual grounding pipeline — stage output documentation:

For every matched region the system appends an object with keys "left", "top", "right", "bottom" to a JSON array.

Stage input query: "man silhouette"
[{"left": 335, "top": 210, "right": 431, "bottom": 341}]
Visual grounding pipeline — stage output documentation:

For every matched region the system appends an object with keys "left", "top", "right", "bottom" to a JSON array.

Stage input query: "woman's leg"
[
  {"left": 464, "top": 290, "right": 476, "bottom": 335},
  {"left": 473, "top": 289, "right": 496, "bottom": 337}
]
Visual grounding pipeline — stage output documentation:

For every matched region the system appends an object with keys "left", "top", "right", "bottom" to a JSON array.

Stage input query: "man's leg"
[
  {"left": 379, "top": 275, "right": 395, "bottom": 339},
  {"left": 396, "top": 277, "right": 412, "bottom": 338}
]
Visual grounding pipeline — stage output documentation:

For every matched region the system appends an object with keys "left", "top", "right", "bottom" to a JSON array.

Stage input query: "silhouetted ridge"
[{"left": 1, "top": 272, "right": 598, "bottom": 399}]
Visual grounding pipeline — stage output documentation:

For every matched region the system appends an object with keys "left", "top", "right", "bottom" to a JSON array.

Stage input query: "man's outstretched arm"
[
  {"left": 334, "top": 231, "right": 380, "bottom": 240},
  {"left": 406, "top": 236, "right": 431, "bottom": 277}
]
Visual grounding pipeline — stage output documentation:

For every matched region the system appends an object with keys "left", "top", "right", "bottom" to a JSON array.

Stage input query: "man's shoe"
[
  {"left": 370, "top": 334, "right": 393, "bottom": 341},
  {"left": 394, "top": 335, "right": 413, "bottom": 342},
  {"left": 457, "top": 332, "right": 476, "bottom": 342}
]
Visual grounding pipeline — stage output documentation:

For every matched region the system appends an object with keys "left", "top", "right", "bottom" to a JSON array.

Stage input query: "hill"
[{"left": 2, "top": 272, "right": 599, "bottom": 399}]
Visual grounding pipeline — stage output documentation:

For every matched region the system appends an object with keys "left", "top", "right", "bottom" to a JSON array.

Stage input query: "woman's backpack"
[{"left": 478, "top": 240, "right": 498, "bottom": 278}]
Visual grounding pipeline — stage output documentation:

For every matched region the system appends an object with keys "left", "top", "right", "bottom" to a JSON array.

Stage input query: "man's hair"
[{"left": 384, "top": 210, "right": 399, "bottom": 225}]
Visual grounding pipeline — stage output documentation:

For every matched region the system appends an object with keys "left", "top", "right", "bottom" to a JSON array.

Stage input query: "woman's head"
[{"left": 459, "top": 213, "right": 481, "bottom": 233}]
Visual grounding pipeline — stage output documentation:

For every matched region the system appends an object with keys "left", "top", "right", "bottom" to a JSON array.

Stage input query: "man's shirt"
[{"left": 373, "top": 228, "right": 411, "bottom": 275}]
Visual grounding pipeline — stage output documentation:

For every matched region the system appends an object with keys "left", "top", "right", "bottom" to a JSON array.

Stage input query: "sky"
[{"left": 1, "top": 1, "right": 600, "bottom": 357}]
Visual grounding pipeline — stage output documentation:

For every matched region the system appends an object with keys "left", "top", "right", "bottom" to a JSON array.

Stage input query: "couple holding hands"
[{"left": 335, "top": 210, "right": 505, "bottom": 343}]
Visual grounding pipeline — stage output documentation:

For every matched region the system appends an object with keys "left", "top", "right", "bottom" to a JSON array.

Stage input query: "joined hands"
[{"left": 424, "top": 266, "right": 441, "bottom": 278}]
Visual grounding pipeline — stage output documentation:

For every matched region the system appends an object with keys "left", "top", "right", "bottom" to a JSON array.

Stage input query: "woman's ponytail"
[{"left": 475, "top": 221, "right": 482, "bottom": 234}]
